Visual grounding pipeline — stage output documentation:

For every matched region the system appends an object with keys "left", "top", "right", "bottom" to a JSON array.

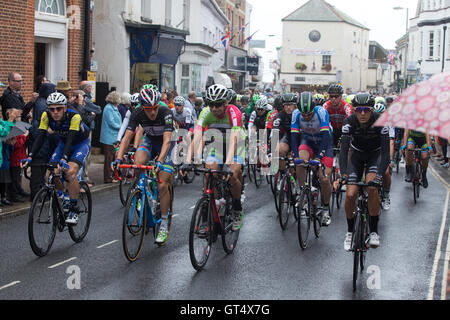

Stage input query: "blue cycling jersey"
[{"left": 291, "top": 106, "right": 332, "bottom": 144}]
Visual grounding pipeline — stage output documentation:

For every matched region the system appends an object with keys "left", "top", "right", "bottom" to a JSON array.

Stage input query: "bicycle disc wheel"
[
  {"left": 278, "top": 176, "right": 292, "bottom": 230},
  {"left": 69, "top": 181, "right": 92, "bottom": 243},
  {"left": 297, "top": 189, "right": 311, "bottom": 249},
  {"left": 189, "top": 197, "right": 212, "bottom": 271},
  {"left": 122, "top": 189, "right": 146, "bottom": 262},
  {"left": 222, "top": 195, "right": 239, "bottom": 254},
  {"left": 28, "top": 188, "right": 57, "bottom": 257}
]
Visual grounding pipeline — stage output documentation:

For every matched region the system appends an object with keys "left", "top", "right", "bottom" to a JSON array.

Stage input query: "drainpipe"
[
  {"left": 443, "top": 26, "right": 447, "bottom": 73},
  {"left": 82, "top": 0, "right": 91, "bottom": 80}
]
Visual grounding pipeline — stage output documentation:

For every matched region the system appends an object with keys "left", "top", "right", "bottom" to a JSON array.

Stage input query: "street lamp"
[{"left": 393, "top": 6, "right": 409, "bottom": 91}]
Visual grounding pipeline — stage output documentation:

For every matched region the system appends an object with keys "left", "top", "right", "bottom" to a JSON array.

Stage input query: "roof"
[{"left": 282, "top": 0, "right": 369, "bottom": 31}]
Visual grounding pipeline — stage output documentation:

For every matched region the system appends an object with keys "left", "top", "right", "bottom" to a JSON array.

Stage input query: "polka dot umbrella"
[{"left": 375, "top": 71, "right": 450, "bottom": 139}]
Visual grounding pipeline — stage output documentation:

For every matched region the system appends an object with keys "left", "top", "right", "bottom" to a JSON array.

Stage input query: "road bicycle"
[
  {"left": 330, "top": 147, "right": 344, "bottom": 214},
  {"left": 28, "top": 164, "right": 92, "bottom": 257},
  {"left": 277, "top": 157, "right": 299, "bottom": 230},
  {"left": 118, "top": 151, "right": 135, "bottom": 206},
  {"left": 295, "top": 159, "right": 328, "bottom": 249},
  {"left": 188, "top": 166, "right": 239, "bottom": 271},
  {"left": 411, "top": 148, "right": 424, "bottom": 204},
  {"left": 118, "top": 163, "right": 174, "bottom": 262}
]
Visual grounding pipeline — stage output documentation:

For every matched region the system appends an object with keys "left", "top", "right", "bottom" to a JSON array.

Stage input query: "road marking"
[
  {"left": 97, "top": 240, "right": 118, "bottom": 249},
  {"left": 48, "top": 257, "right": 77, "bottom": 269},
  {"left": 429, "top": 164, "right": 450, "bottom": 191},
  {"left": 189, "top": 205, "right": 195, "bottom": 209},
  {"left": 428, "top": 191, "right": 449, "bottom": 300},
  {"left": 0, "top": 281, "right": 20, "bottom": 291},
  {"left": 441, "top": 219, "right": 450, "bottom": 300}
]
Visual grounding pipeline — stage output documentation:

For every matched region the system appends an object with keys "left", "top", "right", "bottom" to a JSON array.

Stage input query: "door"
[{"left": 34, "top": 43, "right": 46, "bottom": 91}]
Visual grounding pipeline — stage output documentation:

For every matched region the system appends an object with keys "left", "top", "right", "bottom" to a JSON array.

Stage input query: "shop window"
[
  {"left": 161, "top": 64, "right": 175, "bottom": 92},
  {"left": 130, "top": 63, "right": 159, "bottom": 94}
]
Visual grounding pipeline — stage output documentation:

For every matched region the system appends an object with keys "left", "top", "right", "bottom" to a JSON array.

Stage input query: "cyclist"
[
  {"left": 292, "top": 92, "right": 334, "bottom": 226},
  {"left": 192, "top": 84, "right": 246, "bottom": 231},
  {"left": 248, "top": 96, "right": 270, "bottom": 134},
  {"left": 265, "top": 95, "right": 284, "bottom": 141},
  {"left": 24, "top": 92, "right": 91, "bottom": 225},
  {"left": 374, "top": 98, "right": 395, "bottom": 210},
  {"left": 323, "top": 84, "right": 353, "bottom": 148},
  {"left": 340, "top": 93, "right": 390, "bottom": 251},
  {"left": 314, "top": 94, "right": 327, "bottom": 107},
  {"left": 272, "top": 93, "right": 298, "bottom": 172},
  {"left": 401, "top": 130, "right": 433, "bottom": 188},
  {"left": 240, "top": 96, "right": 251, "bottom": 127},
  {"left": 113, "top": 87, "right": 175, "bottom": 245}
]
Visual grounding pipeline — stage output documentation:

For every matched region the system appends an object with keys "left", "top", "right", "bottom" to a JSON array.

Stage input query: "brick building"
[
  {"left": 0, "top": 0, "right": 93, "bottom": 101},
  {"left": 215, "top": 0, "right": 247, "bottom": 48}
]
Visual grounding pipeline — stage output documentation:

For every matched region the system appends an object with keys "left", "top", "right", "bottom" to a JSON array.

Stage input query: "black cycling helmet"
[
  {"left": 274, "top": 95, "right": 283, "bottom": 111},
  {"left": 240, "top": 95, "right": 250, "bottom": 105},
  {"left": 386, "top": 96, "right": 395, "bottom": 103},
  {"left": 227, "top": 89, "right": 237, "bottom": 105},
  {"left": 352, "top": 92, "right": 375, "bottom": 108},
  {"left": 281, "top": 93, "right": 298, "bottom": 105},
  {"left": 298, "top": 92, "right": 316, "bottom": 114},
  {"left": 328, "top": 83, "right": 344, "bottom": 95}
]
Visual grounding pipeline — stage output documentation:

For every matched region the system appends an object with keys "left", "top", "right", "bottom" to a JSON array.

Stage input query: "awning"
[{"left": 214, "top": 73, "right": 232, "bottom": 89}]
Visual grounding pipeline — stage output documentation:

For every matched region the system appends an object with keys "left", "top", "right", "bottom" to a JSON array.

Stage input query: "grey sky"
[{"left": 248, "top": 0, "right": 418, "bottom": 82}]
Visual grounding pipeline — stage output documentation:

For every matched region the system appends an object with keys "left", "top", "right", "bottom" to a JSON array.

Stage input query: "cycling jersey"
[
  {"left": 272, "top": 110, "right": 292, "bottom": 140},
  {"left": 127, "top": 106, "right": 174, "bottom": 144},
  {"left": 340, "top": 113, "right": 390, "bottom": 178},
  {"left": 172, "top": 108, "right": 194, "bottom": 132},
  {"left": 248, "top": 110, "right": 269, "bottom": 131},
  {"left": 409, "top": 130, "right": 426, "bottom": 138},
  {"left": 323, "top": 99, "right": 352, "bottom": 130}
]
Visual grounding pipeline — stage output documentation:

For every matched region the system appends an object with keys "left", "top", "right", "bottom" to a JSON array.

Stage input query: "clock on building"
[{"left": 309, "top": 30, "right": 321, "bottom": 42}]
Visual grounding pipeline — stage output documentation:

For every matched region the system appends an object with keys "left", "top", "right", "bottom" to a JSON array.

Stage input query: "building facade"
[
  {"left": 0, "top": 0, "right": 92, "bottom": 98},
  {"left": 280, "top": 0, "right": 369, "bottom": 93},
  {"left": 407, "top": 0, "right": 450, "bottom": 84}
]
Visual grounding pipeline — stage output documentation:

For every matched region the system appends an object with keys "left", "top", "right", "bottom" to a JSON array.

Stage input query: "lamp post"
[{"left": 394, "top": 6, "right": 409, "bottom": 90}]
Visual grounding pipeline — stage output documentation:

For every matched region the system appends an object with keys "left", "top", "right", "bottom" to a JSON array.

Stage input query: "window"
[
  {"left": 35, "top": 0, "right": 66, "bottom": 16},
  {"left": 429, "top": 31, "right": 434, "bottom": 57},
  {"left": 322, "top": 55, "right": 331, "bottom": 66},
  {"left": 183, "top": 0, "right": 190, "bottom": 31},
  {"left": 420, "top": 31, "right": 424, "bottom": 58},
  {"left": 161, "top": 64, "right": 174, "bottom": 92},
  {"left": 180, "top": 64, "right": 201, "bottom": 95},
  {"left": 437, "top": 30, "right": 441, "bottom": 58},
  {"left": 142, "top": 0, "right": 151, "bottom": 20}
]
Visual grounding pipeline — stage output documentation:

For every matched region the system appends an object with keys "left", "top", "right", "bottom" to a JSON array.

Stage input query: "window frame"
[{"left": 35, "top": 0, "right": 66, "bottom": 17}]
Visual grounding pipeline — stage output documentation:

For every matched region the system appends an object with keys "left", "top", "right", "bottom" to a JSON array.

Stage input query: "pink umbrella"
[{"left": 375, "top": 71, "right": 450, "bottom": 139}]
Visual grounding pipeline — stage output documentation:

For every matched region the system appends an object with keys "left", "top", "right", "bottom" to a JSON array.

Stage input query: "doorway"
[{"left": 34, "top": 43, "right": 46, "bottom": 91}]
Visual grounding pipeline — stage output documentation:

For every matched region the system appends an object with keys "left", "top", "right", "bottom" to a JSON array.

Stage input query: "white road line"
[
  {"left": 0, "top": 281, "right": 20, "bottom": 291},
  {"left": 172, "top": 214, "right": 179, "bottom": 218},
  {"left": 427, "top": 191, "right": 449, "bottom": 300},
  {"left": 48, "top": 257, "right": 77, "bottom": 269},
  {"left": 441, "top": 221, "right": 450, "bottom": 300},
  {"left": 97, "top": 240, "right": 118, "bottom": 249},
  {"left": 189, "top": 205, "right": 195, "bottom": 209}
]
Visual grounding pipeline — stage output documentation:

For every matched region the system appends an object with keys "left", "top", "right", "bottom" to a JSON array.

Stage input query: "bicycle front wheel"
[
  {"left": 297, "top": 189, "right": 311, "bottom": 249},
  {"left": 222, "top": 195, "right": 239, "bottom": 254},
  {"left": 278, "top": 176, "right": 292, "bottom": 230},
  {"left": 69, "top": 181, "right": 92, "bottom": 243},
  {"left": 352, "top": 212, "right": 362, "bottom": 292},
  {"left": 28, "top": 188, "right": 57, "bottom": 257},
  {"left": 189, "top": 197, "right": 212, "bottom": 271},
  {"left": 119, "top": 168, "right": 133, "bottom": 206},
  {"left": 122, "top": 188, "right": 146, "bottom": 262}
]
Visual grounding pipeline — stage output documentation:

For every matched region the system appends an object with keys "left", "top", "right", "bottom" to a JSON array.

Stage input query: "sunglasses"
[
  {"left": 142, "top": 104, "right": 159, "bottom": 111},
  {"left": 49, "top": 107, "right": 64, "bottom": 113},
  {"left": 257, "top": 108, "right": 265, "bottom": 111},
  {"left": 209, "top": 102, "right": 225, "bottom": 109},
  {"left": 329, "top": 95, "right": 340, "bottom": 99},
  {"left": 301, "top": 112, "right": 314, "bottom": 117},
  {"left": 355, "top": 107, "right": 373, "bottom": 113}
]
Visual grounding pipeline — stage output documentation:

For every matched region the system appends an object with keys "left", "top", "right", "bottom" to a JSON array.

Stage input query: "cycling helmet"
[
  {"left": 386, "top": 96, "right": 395, "bottom": 103},
  {"left": 130, "top": 93, "right": 140, "bottom": 105},
  {"left": 139, "top": 88, "right": 161, "bottom": 107},
  {"left": 240, "top": 95, "right": 250, "bottom": 105},
  {"left": 373, "top": 97, "right": 387, "bottom": 113},
  {"left": 328, "top": 83, "right": 344, "bottom": 95},
  {"left": 227, "top": 89, "right": 237, "bottom": 104},
  {"left": 141, "top": 84, "right": 157, "bottom": 91},
  {"left": 174, "top": 96, "right": 186, "bottom": 106},
  {"left": 205, "top": 84, "right": 228, "bottom": 104},
  {"left": 314, "top": 94, "right": 326, "bottom": 106},
  {"left": 346, "top": 94, "right": 355, "bottom": 106},
  {"left": 268, "top": 97, "right": 275, "bottom": 105},
  {"left": 47, "top": 92, "right": 67, "bottom": 106},
  {"left": 281, "top": 93, "right": 298, "bottom": 105},
  {"left": 255, "top": 96, "right": 269, "bottom": 110},
  {"left": 236, "top": 94, "right": 242, "bottom": 103},
  {"left": 252, "top": 94, "right": 261, "bottom": 103},
  {"left": 298, "top": 92, "right": 316, "bottom": 114},
  {"left": 274, "top": 95, "right": 283, "bottom": 110},
  {"left": 351, "top": 93, "right": 375, "bottom": 108}
]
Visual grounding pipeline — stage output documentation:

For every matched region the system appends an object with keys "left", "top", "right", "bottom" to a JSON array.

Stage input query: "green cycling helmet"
[
  {"left": 298, "top": 92, "right": 316, "bottom": 114},
  {"left": 252, "top": 94, "right": 261, "bottom": 103}
]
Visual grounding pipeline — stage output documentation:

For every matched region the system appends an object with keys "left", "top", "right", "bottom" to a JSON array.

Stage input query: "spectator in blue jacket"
[{"left": 100, "top": 91, "right": 122, "bottom": 183}]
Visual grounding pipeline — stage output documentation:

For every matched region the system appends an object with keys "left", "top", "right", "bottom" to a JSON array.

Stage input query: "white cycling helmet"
[
  {"left": 374, "top": 102, "right": 387, "bottom": 114},
  {"left": 139, "top": 88, "right": 161, "bottom": 107},
  {"left": 174, "top": 96, "right": 186, "bottom": 106},
  {"left": 255, "top": 96, "right": 269, "bottom": 110},
  {"left": 205, "top": 84, "right": 228, "bottom": 104},
  {"left": 130, "top": 93, "right": 140, "bottom": 105},
  {"left": 47, "top": 92, "right": 67, "bottom": 106}
]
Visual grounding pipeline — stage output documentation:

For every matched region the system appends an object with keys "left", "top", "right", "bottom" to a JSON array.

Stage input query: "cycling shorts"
[
  {"left": 347, "top": 149, "right": 381, "bottom": 183},
  {"left": 50, "top": 139, "right": 91, "bottom": 167},
  {"left": 137, "top": 136, "right": 175, "bottom": 175},
  {"left": 299, "top": 138, "right": 334, "bottom": 169}
]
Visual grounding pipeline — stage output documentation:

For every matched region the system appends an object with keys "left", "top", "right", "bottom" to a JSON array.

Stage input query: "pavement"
[{"left": 0, "top": 154, "right": 117, "bottom": 220}]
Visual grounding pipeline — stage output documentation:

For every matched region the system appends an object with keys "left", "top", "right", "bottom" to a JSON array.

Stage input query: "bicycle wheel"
[
  {"left": 189, "top": 197, "right": 212, "bottom": 271},
  {"left": 273, "top": 172, "right": 281, "bottom": 213},
  {"left": 330, "top": 169, "right": 336, "bottom": 214},
  {"left": 183, "top": 169, "right": 196, "bottom": 184},
  {"left": 69, "top": 181, "right": 92, "bottom": 243},
  {"left": 352, "top": 212, "right": 362, "bottom": 292},
  {"left": 222, "top": 194, "right": 239, "bottom": 254},
  {"left": 297, "top": 188, "right": 311, "bottom": 249},
  {"left": 122, "top": 188, "right": 147, "bottom": 262},
  {"left": 313, "top": 188, "right": 322, "bottom": 238},
  {"left": 119, "top": 167, "right": 133, "bottom": 206},
  {"left": 278, "top": 175, "right": 292, "bottom": 230},
  {"left": 247, "top": 162, "right": 253, "bottom": 182},
  {"left": 28, "top": 188, "right": 57, "bottom": 257},
  {"left": 253, "top": 165, "right": 263, "bottom": 189},
  {"left": 336, "top": 184, "right": 344, "bottom": 210},
  {"left": 360, "top": 219, "right": 369, "bottom": 272}
]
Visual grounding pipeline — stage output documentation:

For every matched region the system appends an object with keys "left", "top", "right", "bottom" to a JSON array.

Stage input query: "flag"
[
  {"left": 388, "top": 50, "right": 397, "bottom": 67},
  {"left": 240, "top": 23, "right": 249, "bottom": 33},
  {"left": 243, "top": 30, "right": 258, "bottom": 45},
  {"left": 221, "top": 28, "right": 231, "bottom": 51}
]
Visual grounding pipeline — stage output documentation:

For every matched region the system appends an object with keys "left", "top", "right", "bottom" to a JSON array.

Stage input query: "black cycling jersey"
[
  {"left": 127, "top": 106, "right": 174, "bottom": 144},
  {"left": 251, "top": 111, "right": 269, "bottom": 131},
  {"left": 340, "top": 113, "right": 390, "bottom": 177},
  {"left": 272, "top": 110, "right": 292, "bottom": 138}
]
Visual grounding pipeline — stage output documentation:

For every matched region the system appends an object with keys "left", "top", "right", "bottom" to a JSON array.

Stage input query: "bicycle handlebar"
[
  {"left": 293, "top": 159, "right": 321, "bottom": 166},
  {"left": 118, "top": 164, "right": 154, "bottom": 170}
]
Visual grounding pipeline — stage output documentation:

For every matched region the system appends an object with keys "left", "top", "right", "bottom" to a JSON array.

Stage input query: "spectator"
[
  {"left": 100, "top": 91, "right": 122, "bottom": 183},
  {"left": 0, "top": 108, "right": 21, "bottom": 167},
  {"left": 0, "top": 137, "right": 15, "bottom": 205},
  {"left": 194, "top": 98, "right": 204, "bottom": 119},
  {"left": 35, "top": 75, "right": 48, "bottom": 92},
  {"left": 0, "top": 72, "right": 37, "bottom": 122},
  {"left": 10, "top": 131, "right": 29, "bottom": 203},
  {"left": 80, "top": 81, "right": 102, "bottom": 185},
  {"left": 161, "top": 92, "right": 168, "bottom": 105},
  {"left": 118, "top": 92, "right": 131, "bottom": 121},
  {"left": 167, "top": 91, "right": 175, "bottom": 109},
  {"left": 185, "top": 91, "right": 197, "bottom": 120},
  {"left": 55, "top": 80, "right": 73, "bottom": 102}
]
